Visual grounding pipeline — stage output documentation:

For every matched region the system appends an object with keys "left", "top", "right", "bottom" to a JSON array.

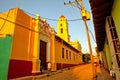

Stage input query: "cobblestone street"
[
  {"left": 11, "top": 63, "right": 115, "bottom": 80},
  {"left": 33, "top": 63, "right": 95, "bottom": 80}
]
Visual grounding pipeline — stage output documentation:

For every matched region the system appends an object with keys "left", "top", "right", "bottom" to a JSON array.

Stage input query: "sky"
[{"left": 0, "top": 0, "right": 96, "bottom": 55}]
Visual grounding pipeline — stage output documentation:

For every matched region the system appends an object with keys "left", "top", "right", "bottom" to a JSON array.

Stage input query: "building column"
[
  {"left": 51, "top": 27, "right": 56, "bottom": 71},
  {"left": 32, "top": 14, "right": 40, "bottom": 74},
  {"left": 47, "top": 41, "right": 51, "bottom": 62}
]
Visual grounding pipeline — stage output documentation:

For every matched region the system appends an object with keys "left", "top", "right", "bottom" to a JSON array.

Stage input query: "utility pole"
[{"left": 64, "top": 0, "right": 95, "bottom": 78}]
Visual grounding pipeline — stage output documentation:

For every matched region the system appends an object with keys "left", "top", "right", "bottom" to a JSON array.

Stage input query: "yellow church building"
[{"left": 0, "top": 8, "right": 82, "bottom": 79}]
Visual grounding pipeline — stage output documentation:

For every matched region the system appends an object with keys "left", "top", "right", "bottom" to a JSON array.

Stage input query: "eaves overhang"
[{"left": 89, "top": 0, "right": 113, "bottom": 51}]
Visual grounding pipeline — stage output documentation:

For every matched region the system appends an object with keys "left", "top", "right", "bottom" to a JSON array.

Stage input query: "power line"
[
  {"left": 0, "top": 16, "right": 39, "bottom": 33},
  {"left": 23, "top": 10, "right": 83, "bottom": 22},
  {"left": 88, "top": 28, "right": 96, "bottom": 45},
  {"left": 0, "top": 10, "right": 10, "bottom": 31},
  {"left": 0, "top": 10, "right": 31, "bottom": 27},
  {"left": 0, "top": 10, "right": 83, "bottom": 22},
  {"left": 0, "top": 9, "right": 82, "bottom": 34},
  {"left": 0, "top": 8, "right": 96, "bottom": 41}
]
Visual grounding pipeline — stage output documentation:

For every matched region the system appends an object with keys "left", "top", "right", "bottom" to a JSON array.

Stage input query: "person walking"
[
  {"left": 40, "top": 64, "right": 44, "bottom": 73},
  {"left": 47, "top": 61, "right": 51, "bottom": 76}
]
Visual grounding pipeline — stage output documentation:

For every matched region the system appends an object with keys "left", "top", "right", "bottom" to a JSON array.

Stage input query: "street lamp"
[{"left": 64, "top": 0, "right": 95, "bottom": 78}]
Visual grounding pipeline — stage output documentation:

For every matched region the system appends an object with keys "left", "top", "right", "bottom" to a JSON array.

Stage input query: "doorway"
[{"left": 40, "top": 40, "right": 47, "bottom": 70}]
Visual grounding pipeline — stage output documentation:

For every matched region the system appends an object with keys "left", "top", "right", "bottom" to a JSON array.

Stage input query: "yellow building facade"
[
  {"left": 53, "top": 15, "right": 82, "bottom": 70},
  {"left": 57, "top": 15, "right": 70, "bottom": 42},
  {"left": 0, "top": 8, "right": 82, "bottom": 79}
]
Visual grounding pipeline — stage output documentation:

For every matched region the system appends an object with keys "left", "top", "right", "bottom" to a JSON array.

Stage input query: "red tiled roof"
[{"left": 60, "top": 15, "right": 65, "bottom": 18}]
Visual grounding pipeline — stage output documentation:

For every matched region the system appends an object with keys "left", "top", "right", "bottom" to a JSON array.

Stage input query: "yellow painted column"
[
  {"left": 32, "top": 14, "right": 40, "bottom": 74},
  {"left": 51, "top": 27, "right": 56, "bottom": 71}
]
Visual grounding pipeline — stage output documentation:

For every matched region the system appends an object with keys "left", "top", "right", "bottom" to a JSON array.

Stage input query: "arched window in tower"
[
  {"left": 60, "top": 24, "right": 62, "bottom": 27},
  {"left": 61, "top": 28, "right": 63, "bottom": 33}
]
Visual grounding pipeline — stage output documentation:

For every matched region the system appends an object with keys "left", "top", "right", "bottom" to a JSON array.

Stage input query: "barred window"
[
  {"left": 61, "top": 28, "right": 63, "bottom": 33},
  {"left": 66, "top": 50, "right": 68, "bottom": 59},
  {"left": 69, "top": 51, "right": 71, "bottom": 60},
  {"left": 62, "top": 48, "right": 64, "bottom": 58}
]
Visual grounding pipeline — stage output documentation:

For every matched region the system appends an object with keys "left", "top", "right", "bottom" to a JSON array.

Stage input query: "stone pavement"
[
  {"left": 96, "top": 65, "right": 116, "bottom": 80},
  {"left": 38, "top": 63, "right": 116, "bottom": 80},
  {"left": 10, "top": 63, "right": 116, "bottom": 80},
  {"left": 33, "top": 63, "right": 95, "bottom": 80}
]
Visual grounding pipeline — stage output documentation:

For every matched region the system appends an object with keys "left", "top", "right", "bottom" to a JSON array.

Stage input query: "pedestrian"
[
  {"left": 40, "top": 64, "right": 44, "bottom": 73},
  {"left": 110, "top": 68, "right": 115, "bottom": 78},
  {"left": 47, "top": 61, "right": 51, "bottom": 76}
]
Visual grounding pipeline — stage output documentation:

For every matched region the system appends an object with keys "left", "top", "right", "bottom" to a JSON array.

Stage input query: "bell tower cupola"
[{"left": 57, "top": 15, "right": 70, "bottom": 42}]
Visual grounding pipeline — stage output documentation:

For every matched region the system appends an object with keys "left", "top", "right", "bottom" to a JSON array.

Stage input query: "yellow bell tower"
[{"left": 57, "top": 15, "right": 70, "bottom": 42}]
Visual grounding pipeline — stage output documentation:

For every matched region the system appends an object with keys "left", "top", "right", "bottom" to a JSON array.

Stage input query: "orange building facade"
[{"left": 0, "top": 8, "right": 82, "bottom": 79}]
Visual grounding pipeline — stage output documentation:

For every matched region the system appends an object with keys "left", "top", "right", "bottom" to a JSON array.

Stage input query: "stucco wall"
[
  {"left": 7, "top": 8, "right": 34, "bottom": 79},
  {"left": 10, "top": 9, "right": 33, "bottom": 61},
  {"left": 103, "top": 38, "right": 112, "bottom": 70},
  {"left": 0, "top": 36, "right": 13, "bottom": 80},
  {"left": 55, "top": 39, "right": 82, "bottom": 65},
  {"left": 111, "top": 0, "right": 120, "bottom": 39}
]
